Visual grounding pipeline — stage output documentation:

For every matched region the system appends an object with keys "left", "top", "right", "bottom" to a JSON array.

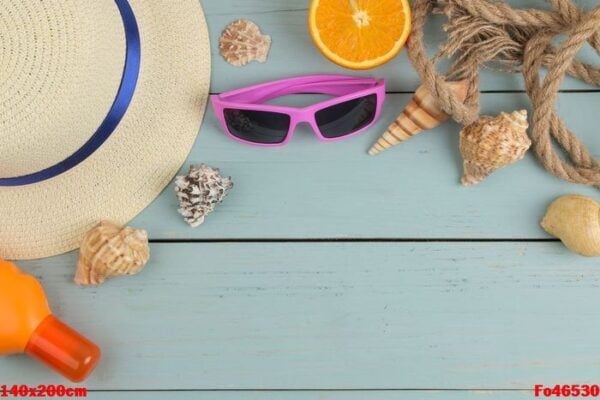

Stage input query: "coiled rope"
[{"left": 407, "top": 0, "right": 600, "bottom": 185}]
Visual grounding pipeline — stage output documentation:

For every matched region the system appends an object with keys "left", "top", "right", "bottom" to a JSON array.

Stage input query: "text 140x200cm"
[{"left": 0, "top": 384, "right": 88, "bottom": 398}]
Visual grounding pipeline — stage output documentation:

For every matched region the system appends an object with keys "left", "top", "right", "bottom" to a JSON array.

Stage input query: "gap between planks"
[
  {"left": 150, "top": 238, "right": 559, "bottom": 243},
  {"left": 88, "top": 388, "right": 533, "bottom": 392},
  {"left": 208, "top": 89, "right": 600, "bottom": 96}
]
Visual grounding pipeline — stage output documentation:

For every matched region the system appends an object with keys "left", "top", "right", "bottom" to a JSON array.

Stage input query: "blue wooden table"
[{"left": 2, "top": 1, "right": 600, "bottom": 398}]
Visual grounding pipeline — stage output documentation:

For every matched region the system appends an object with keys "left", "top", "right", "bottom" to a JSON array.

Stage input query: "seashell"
[
  {"left": 174, "top": 164, "right": 233, "bottom": 228},
  {"left": 368, "top": 81, "right": 469, "bottom": 156},
  {"left": 541, "top": 195, "right": 600, "bottom": 257},
  {"left": 219, "top": 19, "right": 271, "bottom": 67},
  {"left": 75, "top": 221, "right": 150, "bottom": 286},
  {"left": 460, "top": 110, "right": 531, "bottom": 186}
]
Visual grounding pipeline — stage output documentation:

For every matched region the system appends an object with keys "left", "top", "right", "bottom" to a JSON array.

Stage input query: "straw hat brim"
[{"left": 0, "top": 0, "right": 211, "bottom": 260}]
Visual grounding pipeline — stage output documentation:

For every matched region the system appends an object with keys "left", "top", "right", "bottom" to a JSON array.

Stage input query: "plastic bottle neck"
[{"left": 25, "top": 315, "right": 101, "bottom": 383}]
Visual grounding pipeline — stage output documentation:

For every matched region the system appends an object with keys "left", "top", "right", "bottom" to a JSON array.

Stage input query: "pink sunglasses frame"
[{"left": 210, "top": 75, "right": 386, "bottom": 147}]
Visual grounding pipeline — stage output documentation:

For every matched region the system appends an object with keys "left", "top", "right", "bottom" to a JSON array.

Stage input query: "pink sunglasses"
[{"left": 210, "top": 75, "right": 386, "bottom": 146}]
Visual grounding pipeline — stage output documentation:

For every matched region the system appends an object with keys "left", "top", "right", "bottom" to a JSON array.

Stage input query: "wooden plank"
[
  {"left": 203, "top": 0, "right": 600, "bottom": 92},
  {"left": 134, "top": 92, "right": 600, "bottom": 240},
  {"left": 2, "top": 242, "right": 600, "bottom": 389},
  {"left": 83, "top": 390, "right": 531, "bottom": 400}
]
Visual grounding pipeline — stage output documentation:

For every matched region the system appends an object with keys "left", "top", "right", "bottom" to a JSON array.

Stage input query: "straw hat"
[{"left": 0, "top": 0, "right": 211, "bottom": 260}]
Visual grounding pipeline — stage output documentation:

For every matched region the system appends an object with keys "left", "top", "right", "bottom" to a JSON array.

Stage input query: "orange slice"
[{"left": 309, "top": 0, "right": 411, "bottom": 70}]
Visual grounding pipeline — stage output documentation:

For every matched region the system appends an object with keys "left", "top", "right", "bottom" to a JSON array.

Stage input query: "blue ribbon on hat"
[{"left": 0, "top": 0, "right": 141, "bottom": 187}]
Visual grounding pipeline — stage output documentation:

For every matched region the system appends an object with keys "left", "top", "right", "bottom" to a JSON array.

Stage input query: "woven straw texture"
[{"left": 0, "top": 0, "right": 211, "bottom": 260}]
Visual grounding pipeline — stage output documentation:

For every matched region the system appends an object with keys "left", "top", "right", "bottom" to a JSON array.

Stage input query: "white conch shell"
[
  {"left": 219, "top": 19, "right": 271, "bottom": 67},
  {"left": 541, "top": 195, "right": 600, "bottom": 257},
  {"left": 368, "top": 81, "right": 469, "bottom": 156},
  {"left": 75, "top": 221, "right": 150, "bottom": 285},
  {"left": 460, "top": 110, "right": 531, "bottom": 186}
]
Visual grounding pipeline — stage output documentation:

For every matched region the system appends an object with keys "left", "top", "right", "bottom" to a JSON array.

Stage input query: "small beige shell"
[
  {"left": 542, "top": 195, "right": 600, "bottom": 257},
  {"left": 75, "top": 221, "right": 150, "bottom": 286},
  {"left": 460, "top": 110, "right": 531, "bottom": 186},
  {"left": 368, "top": 81, "right": 469, "bottom": 156},
  {"left": 219, "top": 19, "right": 271, "bottom": 67}
]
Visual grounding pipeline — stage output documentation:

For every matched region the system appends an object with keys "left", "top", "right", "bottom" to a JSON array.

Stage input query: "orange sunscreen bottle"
[{"left": 0, "top": 259, "right": 101, "bottom": 382}]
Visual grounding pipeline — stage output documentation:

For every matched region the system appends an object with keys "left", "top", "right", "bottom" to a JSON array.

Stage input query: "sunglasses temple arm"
[{"left": 223, "top": 79, "right": 381, "bottom": 104}]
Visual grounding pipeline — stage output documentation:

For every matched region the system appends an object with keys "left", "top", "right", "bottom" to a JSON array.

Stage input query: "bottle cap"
[{"left": 25, "top": 315, "right": 101, "bottom": 382}]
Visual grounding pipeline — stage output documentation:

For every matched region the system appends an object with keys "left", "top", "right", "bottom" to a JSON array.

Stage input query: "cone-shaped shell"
[
  {"left": 460, "top": 110, "right": 531, "bottom": 186},
  {"left": 368, "top": 81, "right": 469, "bottom": 156},
  {"left": 541, "top": 195, "right": 600, "bottom": 257},
  {"left": 75, "top": 221, "right": 150, "bottom": 285}
]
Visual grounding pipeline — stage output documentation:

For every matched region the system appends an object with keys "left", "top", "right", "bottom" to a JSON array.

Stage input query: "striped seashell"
[
  {"left": 219, "top": 19, "right": 271, "bottom": 67},
  {"left": 75, "top": 221, "right": 150, "bottom": 286},
  {"left": 368, "top": 81, "right": 469, "bottom": 156}
]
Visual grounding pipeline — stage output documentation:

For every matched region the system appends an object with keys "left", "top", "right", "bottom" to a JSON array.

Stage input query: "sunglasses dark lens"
[
  {"left": 315, "top": 94, "right": 377, "bottom": 139},
  {"left": 223, "top": 108, "right": 291, "bottom": 144}
]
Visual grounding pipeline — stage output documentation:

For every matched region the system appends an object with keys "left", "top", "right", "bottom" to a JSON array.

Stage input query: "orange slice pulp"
[{"left": 309, "top": 0, "right": 412, "bottom": 70}]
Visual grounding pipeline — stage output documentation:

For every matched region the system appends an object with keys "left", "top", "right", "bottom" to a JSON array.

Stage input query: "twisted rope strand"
[{"left": 408, "top": 0, "right": 600, "bottom": 185}]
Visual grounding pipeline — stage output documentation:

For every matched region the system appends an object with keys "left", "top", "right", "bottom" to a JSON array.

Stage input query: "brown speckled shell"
[
  {"left": 460, "top": 110, "right": 531, "bottom": 186},
  {"left": 219, "top": 19, "right": 271, "bottom": 67},
  {"left": 75, "top": 221, "right": 150, "bottom": 286}
]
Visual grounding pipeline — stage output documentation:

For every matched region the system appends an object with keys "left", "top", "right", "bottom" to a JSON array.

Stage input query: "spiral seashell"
[
  {"left": 219, "top": 19, "right": 271, "bottom": 67},
  {"left": 368, "top": 81, "right": 469, "bottom": 156},
  {"left": 75, "top": 221, "right": 150, "bottom": 286},
  {"left": 460, "top": 110, "right": 531, "bottom": 186},
  {"left": 174, "top": 164, "right": 233, "bottom": 228},
  {"left": 542, "top": 195, "right": 600, "bottom": 257}
]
